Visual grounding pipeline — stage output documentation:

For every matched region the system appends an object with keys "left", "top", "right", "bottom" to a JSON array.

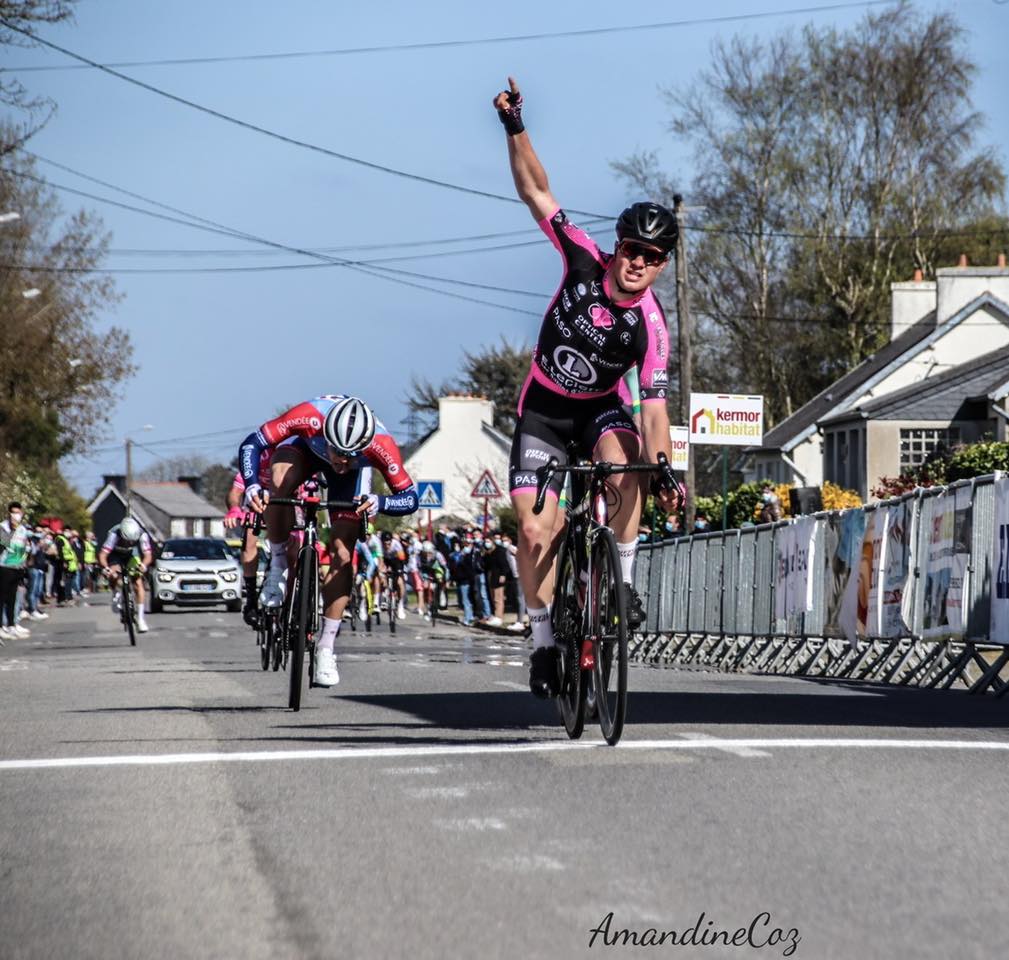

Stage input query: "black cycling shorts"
[{"left": 509, "top": 379, "right": 638, "bottom": 499}]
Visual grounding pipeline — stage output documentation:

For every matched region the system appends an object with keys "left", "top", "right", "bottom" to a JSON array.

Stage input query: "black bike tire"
[
  {"left": 271, "top": 614, "right": 282, "bottom": 671},
  {"left": 288, "top": 547, "right": 317, "bottom": 711},
  {"left": 553, "top": 536, "right": 586, "bottom": 740},
  {"left": 123, "top": 579, "right": 136, "bottom": 647},
  {"left": 591, "top": 529, "right": 628, "bottom": 746},
  {"left": 349, "top": 583, "right": 360, "bottom": 632},
  {"left": 389, "top": 581, "right": 397, "bottom": 635}
]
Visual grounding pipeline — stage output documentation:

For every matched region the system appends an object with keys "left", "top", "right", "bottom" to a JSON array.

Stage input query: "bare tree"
[{"left": 0, "top": 1, "right": 78, "bottom": 153}]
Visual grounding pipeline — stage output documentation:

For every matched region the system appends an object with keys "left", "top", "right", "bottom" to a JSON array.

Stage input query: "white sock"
[
  {"left": 268, "top": 541, "right": 288, "bottom": 573},
  {"left": 528, "top": 606, "right": 553, "bottom": 650},
  {"left": 617, "top": 541, "right": 637, "bottom": 584},
  {"left": 317, "top": 616, "right": 341, "bottom": 653}
]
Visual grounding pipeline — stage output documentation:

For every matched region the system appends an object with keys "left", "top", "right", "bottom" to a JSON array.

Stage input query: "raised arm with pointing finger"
[{"left": 493, "top": 77, "right": 557, "bottom": 222}]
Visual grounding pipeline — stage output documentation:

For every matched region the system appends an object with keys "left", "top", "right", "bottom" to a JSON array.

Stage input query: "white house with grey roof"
[{"left": 744, "top": 256, "right": 1009, "bottom": 496}]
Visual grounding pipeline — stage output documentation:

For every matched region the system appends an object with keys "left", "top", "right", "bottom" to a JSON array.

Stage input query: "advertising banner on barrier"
[
  {"left": 823, "top": 510, "right": 866, "bottom": 639},
  {"left": 991, "top": 476, "right": 1009, "bottom": 643},
  {"left": 838, "top": 509, "right": 882, "bottom": 643},
  {"left": 880, "top": 500, "right": 913, "bottom": 637},
  {"left": 774, "top": 517, "right": 816, "bottom": 627},
  {"left": 922, "top": 492, "right": 963, "bottom": 639}
]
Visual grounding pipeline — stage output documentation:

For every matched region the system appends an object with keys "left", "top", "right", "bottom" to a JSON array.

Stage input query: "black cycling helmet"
[
  {"left": 615, "top": 201, "right": 678, "bottom": 253},
  {"left": 380, "top": 530, "right": 393, "bottom": 542}
]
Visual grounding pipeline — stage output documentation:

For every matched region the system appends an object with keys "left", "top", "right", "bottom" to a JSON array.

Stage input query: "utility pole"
[
  {"left": 673, "top": 193, "right": 695, "bottom": 531},
  {"left": 125, "top": 437, "right": 133, "bottom": 512}
]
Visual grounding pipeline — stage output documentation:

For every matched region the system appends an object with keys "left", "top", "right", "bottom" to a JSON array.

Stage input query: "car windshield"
[{"left": 160, "top": 539, "right": 229, "bottom": 561}]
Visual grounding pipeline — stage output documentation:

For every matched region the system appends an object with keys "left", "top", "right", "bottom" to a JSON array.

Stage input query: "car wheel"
[
  {"left": 226, "top": 599, "right": 242, "bottom": 613},
  {"left": 149, "top": 594, "right": 164, "bottom": 614}
]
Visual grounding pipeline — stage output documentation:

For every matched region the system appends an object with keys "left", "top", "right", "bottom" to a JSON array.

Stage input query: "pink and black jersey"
[
  {"left": 238, "top": 396, "right": 417, "bottom": 516},
  {"left": 523, "top": 208, "right": 669, "bottom": 408}
]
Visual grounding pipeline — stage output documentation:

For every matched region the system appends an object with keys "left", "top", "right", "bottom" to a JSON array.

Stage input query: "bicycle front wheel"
[
  {"left": 591, "top": 529, "right": 628, "bottom": 745},
  {"left": 289, "top": 548, "right": 318, "bottom": 711},
  {"left": 553, "top": 536, "right": 586, "bottom": 740}
]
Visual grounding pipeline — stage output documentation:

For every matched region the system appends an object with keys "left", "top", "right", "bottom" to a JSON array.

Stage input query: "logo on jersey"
[
  {"left": 575, "top": 283, "right": 587, "bottom": 301},
  {"left": 589, "top": 303, "right": 615, "bottom": 330},
  {"left": 652, "top": 369, "right": 669, "bottom": 387},
  {"left": 623, "top": 311, "right": 639, "bottom": 326},
  {"left": 561, "top": 290, "right": 572, "bottom": 311},
  {"left": 511, "top": 472, "right": 539, "bottom": 488},
  {"left": 523, "top": 448, "right": 550, "bottom": 463},
  {"left": 387, "top": 463, "right": 400, "bottom": 476},
  {"left": 552, "top": 346, "right": 598, "bottom": 386},
  {"left": 620, "top": 331, "right": 632, "bottom": 345}
]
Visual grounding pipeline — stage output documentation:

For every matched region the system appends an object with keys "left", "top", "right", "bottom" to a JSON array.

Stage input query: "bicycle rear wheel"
[
  {"left": 553, "top": 536, "right": 586, "bottom": 740},
  {"left": 123, "top": 581, "right": 136, "bottom": 647},
  {"left": 591, "top": 529, "right": 628, "bottom": 745},
  {"left": 259, "top": 613, "right": 270, "bottom": 670},
  {"left": 288, "top": 548, "right": 318, "bottom": 711},
  {"left": 388, "top": 583, "right": 398, "bottom": 634}
]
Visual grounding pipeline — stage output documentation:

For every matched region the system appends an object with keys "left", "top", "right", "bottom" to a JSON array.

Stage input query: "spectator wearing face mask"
[
  {"left": 759, "top": 490, "right": 783, "bottom": 524},
  {"left": 0, "top": 502, "right": 32, "bottom": 642},
  {"left": 693, "top": 513, "right": 710, "bottom": 533},
  {"left": 453, "top": 538, "right": 479, "bottom": 626}
]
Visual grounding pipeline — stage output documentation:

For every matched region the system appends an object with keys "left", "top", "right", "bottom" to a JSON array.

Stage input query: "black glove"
[{"left": 497, "top": 89, "right": 524, "bottom": 136}]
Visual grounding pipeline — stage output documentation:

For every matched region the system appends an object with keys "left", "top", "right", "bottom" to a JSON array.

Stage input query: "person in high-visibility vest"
[
  {"left": 54, "top": 530, "right": 78, "bottom": 606},
  {"left": 83, "top": 532, "right": 97, "bottom": 592}
]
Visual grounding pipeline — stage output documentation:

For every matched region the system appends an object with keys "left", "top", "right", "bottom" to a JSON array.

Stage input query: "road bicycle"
[
  {"left": 532, "top": 450, "right": 677, "bottom": 745},
  {"left": 119, "top": 569, "right": 138, "bottom": 647},
  {"left": 267, "top": 488, "right": 367, "bottom": 711}
]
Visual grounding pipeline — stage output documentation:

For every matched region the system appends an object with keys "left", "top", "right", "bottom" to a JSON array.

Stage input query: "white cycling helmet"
[
  {"left": 119, "top": 517, "right": 141, "bottom": 543},
  {"left": 323, "top": 396, "right": 376, "bottom": 454},
  {"left": 422, "top": 541, "right": 435, "bottom": 553}
]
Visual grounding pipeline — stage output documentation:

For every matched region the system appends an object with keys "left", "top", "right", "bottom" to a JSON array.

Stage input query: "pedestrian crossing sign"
[
  {"left": 470, "top": 469, "right": 503, "bottom": 499},
  {"left": 417, "top": 481, "right": 444, "bottom": 509}
]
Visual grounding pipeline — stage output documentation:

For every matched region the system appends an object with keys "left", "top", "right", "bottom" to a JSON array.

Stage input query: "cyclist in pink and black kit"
[
  {"left": 494, "top": 77, "right": 683, "bottom": 698},
  {"left": 239, "top": 395, "right": 417, "bottom": 687}
]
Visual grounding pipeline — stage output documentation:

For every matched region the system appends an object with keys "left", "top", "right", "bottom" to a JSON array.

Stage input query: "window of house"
[{"left": 899, "top": 427, "right": 960, "bottom": 471}]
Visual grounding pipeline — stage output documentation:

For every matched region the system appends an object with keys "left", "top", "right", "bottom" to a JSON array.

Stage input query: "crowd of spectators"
[
  {"left": 0, "top": 502, "right": 100, "bottom": 644},
  {"left": 388, "top": 522, "right": 526, "bottom": 632}
]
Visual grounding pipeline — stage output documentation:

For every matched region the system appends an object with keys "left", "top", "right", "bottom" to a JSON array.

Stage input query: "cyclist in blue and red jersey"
[
  {"left": 239, "top": 395, "right": 417, "bottom": 686},
  {"left": 493, "top": 77, "right": 683, "bottom": 698}
]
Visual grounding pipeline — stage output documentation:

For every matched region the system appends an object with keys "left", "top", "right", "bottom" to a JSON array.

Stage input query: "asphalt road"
[{"left": 1, "top": 596, "right": 1008, "bottom": 960}]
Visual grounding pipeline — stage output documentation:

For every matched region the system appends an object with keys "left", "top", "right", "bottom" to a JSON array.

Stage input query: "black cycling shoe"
[
  {"left": 625, "top": 583, "right": 645, "bottom": 631},
  {"left": 242, "top": 602, "right": 259, "bottom": 628},
  {"left": 529, "top": 646, "right": 561, "bottom": 699}
]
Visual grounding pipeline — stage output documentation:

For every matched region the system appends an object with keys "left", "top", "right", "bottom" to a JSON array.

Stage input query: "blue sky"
[{"left": 5, "top": 0, "right": 1007, "bottom": 496}]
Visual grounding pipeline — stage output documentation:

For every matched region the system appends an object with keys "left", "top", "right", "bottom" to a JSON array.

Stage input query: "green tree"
[
  {"left": 0, "top": 146, "right": 133, "bottom": 463},
  {"left": 407, "top": 337, "right": 531, "bottom": 435}
]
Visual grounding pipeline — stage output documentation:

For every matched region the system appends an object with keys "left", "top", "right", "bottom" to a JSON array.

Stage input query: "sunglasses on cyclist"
[{"left": 617, "top": 239, "right": 668, "bottom": 267}]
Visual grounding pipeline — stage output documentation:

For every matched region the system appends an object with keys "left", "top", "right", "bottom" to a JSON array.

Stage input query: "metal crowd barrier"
[{"left": 631, "top": 474, "right": 1009, "bottom": 697}]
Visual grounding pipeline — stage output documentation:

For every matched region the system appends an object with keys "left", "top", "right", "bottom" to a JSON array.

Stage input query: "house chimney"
[
  {"left": 913, "top": 268, "right": 923, "bottom": 282},
  {"left": 958, "top": 253, "right": 968, "bottom": 267},
  {"left": 103, "top": 474, "right": 127, "bottom": 494},
  {"left": 178, "top": 475, "right": 203, "bottom": 497},
  {"left": 999, "top": 253, "right": 1007, "bottom": 268}
]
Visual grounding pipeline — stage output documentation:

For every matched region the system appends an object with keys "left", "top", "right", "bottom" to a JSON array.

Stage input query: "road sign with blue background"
[{"left": 417, "top": 481, "right": 444, "bottom": 509}]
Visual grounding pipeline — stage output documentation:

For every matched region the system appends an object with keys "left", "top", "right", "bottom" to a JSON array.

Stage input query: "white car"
[{"left": 150, "top": 538, "right": 242, "bottom": 613}]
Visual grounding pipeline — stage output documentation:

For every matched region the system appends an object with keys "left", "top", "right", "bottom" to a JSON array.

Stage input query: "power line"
[
  {"left": 1, "top": 20, "right": 610, "bottom": 217},
  {"left": 4, "top": 3, "right": 893, "bottom": 72},
  {"left": 28, "top": 152, "right": 614, "bottom": 254},
  {"left": 2, "top": 166, "right": 542, "bottom": 316}
]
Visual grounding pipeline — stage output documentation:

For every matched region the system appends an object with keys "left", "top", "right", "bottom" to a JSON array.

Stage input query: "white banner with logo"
[
  {"left": 668, "top": 426, "right": 689, "bottom": 472},
  {"left": 688, "top": 393, "right": 764, "bottom": 447},
  {"left": 990, "top": 475, "right": 1009, "bottom": 644},
  {"left": 922, "top": 492, "right": 959, "bottom": 639}
]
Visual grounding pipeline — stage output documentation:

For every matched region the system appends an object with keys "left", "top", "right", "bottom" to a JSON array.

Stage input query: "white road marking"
[
  {"left": 678, "top": 731, "right": 771, "bottom": 758},
  {"left": 381, "top": 766, "right": 444, "bottom": 776},
  {"left": 3, "top": 738, "right": 1009, "bottom": 772},
  {"left": 489, "top": 854, "right": 565, "bottom": 871},
  {"left": 493, "top": 680, "right": 529, "bottom": 691},
  {"left": 435, "top": 817, "right": 507, "bottom": 832},
  {"left": 0, "top": 659, "right": 29, "bottom": 671},
  {"left": 405, "top": 786, "right": 471, "bottom": 799}
]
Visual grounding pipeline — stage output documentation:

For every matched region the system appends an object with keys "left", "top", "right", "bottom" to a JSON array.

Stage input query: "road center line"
[
  {"left": 2, "top": 738, "right": 1009, "bottom": 772},
  {"left": 678, "top": 731, "right": 771, "bottom": 758}
]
